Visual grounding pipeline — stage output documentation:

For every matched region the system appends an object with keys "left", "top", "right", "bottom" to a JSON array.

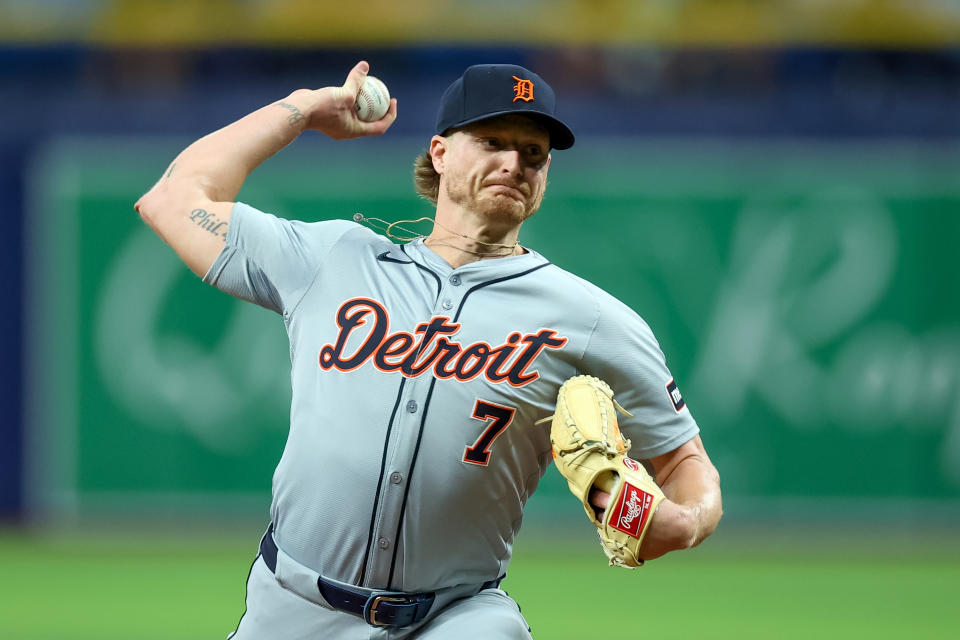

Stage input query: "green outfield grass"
[{"left": 0, "top": 525, "right": 956, "bottom": 639}]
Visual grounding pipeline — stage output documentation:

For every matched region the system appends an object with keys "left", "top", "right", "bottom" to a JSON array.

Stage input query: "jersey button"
[
  {"left": 406, "top": 400, "right": 418, "bottom": 413},
  {"left": 449, "top": 275, "right": 461, "bottom": 286},
  {"left": 390, "top": 472, "right": 403, "bottom": 484},
  {"left": 442, "top": 299, "right": 453, "bottom": 310},
  {"left": 378, "top": 537, "right": 390, "bottom": 550}
]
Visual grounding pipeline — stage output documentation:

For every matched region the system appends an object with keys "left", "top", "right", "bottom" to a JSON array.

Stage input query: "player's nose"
[{"left": 498, "top": 149, "right": 523, "bottom": 177}]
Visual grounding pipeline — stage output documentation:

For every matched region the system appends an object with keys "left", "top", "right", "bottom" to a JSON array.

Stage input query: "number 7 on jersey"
[{"left": 463, "top": 400, "right": 516, "bottom": 466}]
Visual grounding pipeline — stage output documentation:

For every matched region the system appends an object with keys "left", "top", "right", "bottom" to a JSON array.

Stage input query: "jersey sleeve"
[
  {"left": 202, "top": 202, "right": 356, "bottom": 315},
  {"left": 580, "top": 296, "right": 700, "bottom": 459}
]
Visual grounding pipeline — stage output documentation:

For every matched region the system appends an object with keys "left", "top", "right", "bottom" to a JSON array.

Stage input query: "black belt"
[{"left": 259, "top": 525, "right": 502, "bottom": 628}]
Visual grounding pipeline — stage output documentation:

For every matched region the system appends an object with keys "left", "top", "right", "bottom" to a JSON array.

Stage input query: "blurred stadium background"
[{"left": 1, "top": 1, "right": 958, "bottom": 638}]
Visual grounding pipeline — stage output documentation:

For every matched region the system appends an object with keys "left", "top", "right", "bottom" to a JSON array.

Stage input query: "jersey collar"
[{"left": 404, "top": 237, "right": 548, "bottom": 278}]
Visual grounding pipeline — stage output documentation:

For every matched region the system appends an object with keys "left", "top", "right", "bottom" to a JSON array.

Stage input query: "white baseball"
[{"left": 355, "top": 75, "right": 390, "bottom": 122}]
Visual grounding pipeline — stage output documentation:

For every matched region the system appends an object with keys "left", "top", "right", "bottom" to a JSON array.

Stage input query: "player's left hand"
[
  {"left": 286, "top": 61, "right": 398, "bottom": 140},
  {"left": 589, "top": 490, "right": 694, "bottom": 561}
]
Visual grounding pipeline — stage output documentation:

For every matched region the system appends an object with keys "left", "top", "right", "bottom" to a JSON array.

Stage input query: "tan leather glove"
[{"left": 547, "top": 375, "right": 665, "bottom": 568}]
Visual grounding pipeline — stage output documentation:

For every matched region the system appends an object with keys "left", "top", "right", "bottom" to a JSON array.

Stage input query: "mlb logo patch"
[
  {"left": 609, "top": 482, "right": 655, "bottom": 539},
  {"left": 666, "top": 378, "right": 685, "bottom": 412}
]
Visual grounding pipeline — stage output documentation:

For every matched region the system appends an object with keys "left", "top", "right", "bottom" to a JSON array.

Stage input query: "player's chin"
[{"left": 478, "top": 194, "right": 536, "bottom": 224}]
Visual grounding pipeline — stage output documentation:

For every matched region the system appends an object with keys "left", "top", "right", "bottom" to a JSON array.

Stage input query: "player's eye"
[{"left": 482, "top": 137, "right": 500, "bottom": 149}]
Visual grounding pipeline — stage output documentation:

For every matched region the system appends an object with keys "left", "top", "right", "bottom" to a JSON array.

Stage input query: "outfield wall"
[
  {"left": 4, "top": 42, "right": 959, "bottom": 520},
  {"left": 24, "top": 134, "right": 960, "bottom": 523}
]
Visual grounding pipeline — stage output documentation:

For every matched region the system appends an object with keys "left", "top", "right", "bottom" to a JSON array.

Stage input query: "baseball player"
[{"left": 135, "top": 62, "right": 722, "bottom": 639}]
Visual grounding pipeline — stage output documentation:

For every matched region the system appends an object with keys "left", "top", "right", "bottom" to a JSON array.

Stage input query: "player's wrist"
[
  {"left": 273, "top": 90, "right": 316, "bottom": 133},
  {"left": 649, "top": 499, "right": 698, "bottom": 554}
]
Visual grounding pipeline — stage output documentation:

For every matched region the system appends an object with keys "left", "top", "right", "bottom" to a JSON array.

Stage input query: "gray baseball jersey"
[{"left": 204, "top": 202, "right": 699, "bottom": 594}]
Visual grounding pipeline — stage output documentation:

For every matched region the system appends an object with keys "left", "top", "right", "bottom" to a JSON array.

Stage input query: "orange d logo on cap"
[{"left": 512, "top": 76, "right": 534, "bottom": 102}]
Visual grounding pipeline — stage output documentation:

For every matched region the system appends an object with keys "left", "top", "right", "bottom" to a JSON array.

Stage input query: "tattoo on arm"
[
  {"left": 277, "top": 102, "right": 306, "bottom": 126},
  {"left": 189, "top": 208, "right": 228, "bottom": 239}
]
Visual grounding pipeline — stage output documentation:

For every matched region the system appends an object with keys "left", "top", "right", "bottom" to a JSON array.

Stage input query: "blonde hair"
[{"left": 413, "top": 149, "right": 440, "bottom": 205}]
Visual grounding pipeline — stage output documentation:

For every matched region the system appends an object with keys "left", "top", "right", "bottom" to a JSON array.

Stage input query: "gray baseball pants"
[{"left": 227, "top": 556, "right": 533, "bottom": 639}]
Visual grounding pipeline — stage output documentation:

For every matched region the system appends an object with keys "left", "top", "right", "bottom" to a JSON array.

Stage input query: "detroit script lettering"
[{"left": 319, "top": 298, "right": 567, "bottom": 387}]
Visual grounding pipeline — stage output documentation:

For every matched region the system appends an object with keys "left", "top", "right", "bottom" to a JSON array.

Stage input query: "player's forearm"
[
  {"left": 657, "top": 454, "right": 722, "bottom": 549},
  {"left": 134, "top": 93, "right": 314, "bottom": 277},
  {"left": 156, "top": 92, "right": 311, "bottom": 205}
]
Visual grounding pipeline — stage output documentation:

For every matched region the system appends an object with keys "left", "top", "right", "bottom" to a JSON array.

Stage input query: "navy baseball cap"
[{"left": 435, "top": 64, "right": 575, "bottom": 150}]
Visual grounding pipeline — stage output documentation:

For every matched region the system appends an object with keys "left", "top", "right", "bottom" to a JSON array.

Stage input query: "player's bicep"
[
  {"left": 135, "top": 184, "right": 233, "bottom": 277},
  {"left": 649, "top": 435, "right": 711, "bottom": 483}
]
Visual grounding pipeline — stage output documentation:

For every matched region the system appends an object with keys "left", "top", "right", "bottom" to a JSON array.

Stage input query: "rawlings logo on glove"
[
  {"left": 543, "top": 375, "right": 665, "bottom": 568},
  {"left": 610, "top": 483, "right": 656, "bottom": 537}
]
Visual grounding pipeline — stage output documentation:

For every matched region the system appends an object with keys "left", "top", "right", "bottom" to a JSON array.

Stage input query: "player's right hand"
[{"left": 287, "top": 61, "right": 398, "bottom": 140}]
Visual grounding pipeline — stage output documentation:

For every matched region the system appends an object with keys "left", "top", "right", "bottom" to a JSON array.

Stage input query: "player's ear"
[{"left": 429, "top": 135, "right": 447, "bottom": 174}]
